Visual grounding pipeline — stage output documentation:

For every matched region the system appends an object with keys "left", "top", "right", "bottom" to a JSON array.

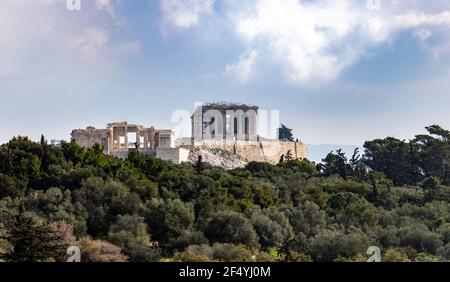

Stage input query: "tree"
[
  {"left": 194, "top": 155, "right": 206, "bottom": 175},
  {"left": 203, "top": 211, "right": 260, "bottom": 249},
  {"left": 108, "top": 214, "right": 160, "bottom": 262},
  {"left": 278, "top": 124, "right": 294, "bottom": 141},
  {"left": 308, "top": 228, "right": 370, "bottom": 262},
  {"left": 144, "top": 198, "right": 195, "bottom": 245},
  {"left": 251, "top": 210, "right": 288, "bottom": 248},
  {"left": 398, "top": 224, "right": 443, "bottom": 254},
  {"left": 40, "top": 134, "right": 47, "bottom": 145},
  {"left": 320, "top": 149, "right": 350, "bottom": 179},
  {"left": 0, "top": 205, "right": 65, "bottom": 262},
  {"left": 349, "top": 148, "right": 368, "bottom": 182},
  {"left": 0, "top": 173, "right": 27, "bottom": 199},
  {"left": 288, "top": 201, "right": 326, "bottom": 237},
  {"left": 413, "top": 125, "right": 450, "bottom": 185},
  {"left": 364, "top": 137, "right": 420, "bottom": 185}
]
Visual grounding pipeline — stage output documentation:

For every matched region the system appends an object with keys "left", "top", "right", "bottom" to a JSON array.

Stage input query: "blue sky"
[{"left": 1, "top": 0, "right": 450, "bottom": 147}]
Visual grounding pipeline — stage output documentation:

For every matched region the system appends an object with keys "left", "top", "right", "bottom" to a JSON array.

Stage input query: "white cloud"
[
  {"left": 224, "top": 49, "right": 259, "bottom": 84},
  {"left": 413, "top": 29, "right": 432, "bottom": 41},
  {"left": 0, "top": 0, "right": 138, "bottom": 76},
  {"left": 229, "top": 0, "right": 450, "bottom": 84},
  {"left": 160, "top": 0, "right": 214, "bottom": 30},
  {"left": 95, "top": 0, "right": 124, "bottom": 26},
  {"left": 71, "top": 28, "right": 109, "bottom": 59}
]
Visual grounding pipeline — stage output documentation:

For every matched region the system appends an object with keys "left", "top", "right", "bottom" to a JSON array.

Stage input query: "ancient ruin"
[
  {"left": 70, "top": 103, "right": 307, "bottom": 166},
  {"left": 71, "top": 122, "right": 189, "bottom": 163},
  {"left": 192, "top": 103, "right": 259, "bottom": 142},
  {"left": 191, "top": 103, "right": 307, "bottom": 164}
]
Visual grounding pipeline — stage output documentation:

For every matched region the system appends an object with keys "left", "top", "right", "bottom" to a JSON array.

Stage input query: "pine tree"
[
  {"left": 0, "top": 205, "right": 65, "bottom": 262},
  {"left": 194, "top": 155, "right": 206, "bottom": 175},
  {"left": 278, "top": 124, "right": 294, "bottom": 141},
  {"left": 40, "top": 134, "right": 47, "bottom": 145}
]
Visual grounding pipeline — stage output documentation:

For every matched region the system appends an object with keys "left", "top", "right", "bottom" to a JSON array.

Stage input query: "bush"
[
  {"left": 77, "top": 238, "right": 128, "bottom": 262},
  {"left": 436, "top": 243, "right": 450, "bottom": 260},
  {"left": 288, "top": 201, "right": 326, "bottom": 237},
  {"left": 203, "top": 211, "right": 260, "bottom": 249},
  {"left": 382, "top": 249, "right": 409, "bottom": 262},
  {"left": 308, "top": 228, "right": 370, "bottom": 262},
  {"left": 251, "top": 208, "right": 292, "bottom": 248},
  {"left": 397, "top": 225, "right": 443, "bottom": 254},
  {"left": 211, "top": 243, "right": 254, "bottom": 262}
]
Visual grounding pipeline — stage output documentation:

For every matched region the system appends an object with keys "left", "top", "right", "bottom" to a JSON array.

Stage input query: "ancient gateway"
[{"left": 71, "top": 103, "right": 307, "bottom": 165}]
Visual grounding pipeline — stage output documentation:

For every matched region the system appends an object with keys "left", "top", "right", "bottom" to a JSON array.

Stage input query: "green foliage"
[
  {"left": 251, "top": 208, "right": 293, "bottom": 249},
  {"left": 308, "top": 227, "right": 370, "bottom": 262},
  {"left": 203, "top": 210, "right": 260, "bottom": 249},
  {"left": 0, "top": 126, "right": 450, "bottom": 261},
  {"left": 320, "top": 149, "right": 351, "bottom": 179},
  {"left": 0, "top": 205, "right": 66, "bottom": 262},
  {"left": 278, "top": 124, "right": 294, "bottom": 141},
  {"left": 107, "top": 214, "right": 160, "bottom": 261},
  {"left": 144, "top": 198, "right": 195, "bottom": 245}
]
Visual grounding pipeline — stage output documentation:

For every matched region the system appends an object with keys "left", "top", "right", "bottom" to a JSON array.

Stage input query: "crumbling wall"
[
  {"left": 71, "top": 129, "right": 109, "bottom": 152},
  {"left": 156, "top": 147, "right": 190, "bottom": 164},
  {"left": 193, "top": 140, "right": 307, "bottom": 164},
  {"left": 110, "top": 149, "right": 156, "bottom": 160}
]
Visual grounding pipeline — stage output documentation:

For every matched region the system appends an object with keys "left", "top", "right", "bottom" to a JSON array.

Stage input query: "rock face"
[
  {"left": 188, "top": 147, "right": 248, "bottom": 170},
  {"left": 179, "top": 138, "right": 308, "bottom": 169},
  {"left": 192, "top": 140, "right": 307, "bottom": 165}
]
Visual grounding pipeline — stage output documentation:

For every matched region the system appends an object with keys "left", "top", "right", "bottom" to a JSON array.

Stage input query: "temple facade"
[
  {"left": 71, "top": 121, "right": 188, "bottom": 163},
  {"left": 191, "top": 102, "right": 308, "bottom": 164}
]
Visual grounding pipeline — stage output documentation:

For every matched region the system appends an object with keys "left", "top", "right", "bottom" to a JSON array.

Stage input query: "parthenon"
[
  {"left": 191, "top": 102, "right": 307, "bottom": 164},
  {"left": 192, "top": 102, "right": 259, "bottom": 142}
]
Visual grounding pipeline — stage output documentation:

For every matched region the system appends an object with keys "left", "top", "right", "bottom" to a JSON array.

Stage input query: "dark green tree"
[
  {"left": 194, "top": 155, "right": 206, "bottom": 175},
  {"left": 320, "top": 149, "right": 350, "bottom": 179},
  {"left": 0, "top": 205, "right": 65, "bottom": 262},
  {"left": 278, "top": 124, "right": 294, "bottom": 141},
  {"left": 412, "top": 125, "right": 450, "bottom": 185},
  {"left": 40, "top": 134, "right": 47, "bottom": 145},
  {"left": 364, "top": 137, "right": 419, "bottom": 186},
  {"left": 349, "top": 148, "right": 368, "bottom": 182},
  {"left": 203, "top": 210, "right": 260, "bottom": 249}
]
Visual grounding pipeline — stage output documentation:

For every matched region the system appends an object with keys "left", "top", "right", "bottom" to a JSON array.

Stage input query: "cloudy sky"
[{"left": 1, "top": 0, "right": 450, "bottom": 146}]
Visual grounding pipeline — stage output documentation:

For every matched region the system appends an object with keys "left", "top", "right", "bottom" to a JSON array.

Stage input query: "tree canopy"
[{"left": 0, "top": 126, "right": 450, "bottom": 262}]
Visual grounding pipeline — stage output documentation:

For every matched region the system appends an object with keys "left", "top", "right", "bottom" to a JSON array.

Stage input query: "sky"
[{"left": 0, "top": 0, "right": 450, "bottom": 147}]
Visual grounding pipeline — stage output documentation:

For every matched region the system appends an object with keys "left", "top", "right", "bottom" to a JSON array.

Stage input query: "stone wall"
[
  {"left": 71, "top": 129, "right": 109, "bottom": 153},
  {"left": 110, "top": 149, "right": 156, "bottom": 159},
  {"left": 156, "top": 147, "right": 190, "bottom": 164},
  {"left": 193, "top": 140, "right": 307, "bottom": 164}
]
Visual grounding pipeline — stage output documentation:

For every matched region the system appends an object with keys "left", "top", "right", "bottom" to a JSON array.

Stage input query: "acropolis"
[{"left": 71, "top": 103, "right": 307, "bottom": 165}]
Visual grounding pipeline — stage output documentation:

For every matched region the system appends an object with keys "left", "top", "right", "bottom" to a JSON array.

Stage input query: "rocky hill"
[{"left": 188, "top": 147, "right": 248, "bottom": 169}]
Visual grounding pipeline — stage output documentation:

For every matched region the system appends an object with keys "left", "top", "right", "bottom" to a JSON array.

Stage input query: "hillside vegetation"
[{"left": 0, "top": 125, "right": 449, "bottom": 262}]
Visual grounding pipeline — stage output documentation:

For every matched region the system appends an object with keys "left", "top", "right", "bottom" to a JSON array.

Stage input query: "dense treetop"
[{"left": 0, "top": 125, "right": 449, "bottom": 262}]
